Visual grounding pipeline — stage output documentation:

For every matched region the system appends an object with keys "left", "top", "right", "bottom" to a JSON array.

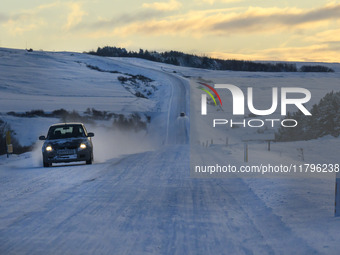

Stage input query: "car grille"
[{"left": 58, "top": 145, "right": 78, "bottom": 150}]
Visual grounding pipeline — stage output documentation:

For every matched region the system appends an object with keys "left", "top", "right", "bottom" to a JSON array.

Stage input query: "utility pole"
[
  {"left": 244, "top": 142, "right": 248, "bottom": 162},
  {"left": 335, "top": 172, "right": 340, "bottom": 217}
]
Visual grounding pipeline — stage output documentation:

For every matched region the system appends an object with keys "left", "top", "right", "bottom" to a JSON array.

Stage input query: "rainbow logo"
[{"left": 198, "top": 82, "right": 223, "bottom": 106}]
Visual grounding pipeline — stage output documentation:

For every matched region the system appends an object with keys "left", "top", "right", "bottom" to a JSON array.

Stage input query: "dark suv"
[{"left": 39, "top": 123, "right": 94, "bottom": 167}]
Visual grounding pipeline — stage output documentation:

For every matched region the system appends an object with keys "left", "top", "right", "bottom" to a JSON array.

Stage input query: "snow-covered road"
[
  {"left": 0, "top": 53, "right": 196, "bottom": 254},
  {"left": 1, "top": 49, "right": 340, "bottom": 254},
  {"left": 2, "top": 143, "right": 329, "bottom": 254},
  {"left": 0, "top": 146, "right": 319, "bottom": 255}
]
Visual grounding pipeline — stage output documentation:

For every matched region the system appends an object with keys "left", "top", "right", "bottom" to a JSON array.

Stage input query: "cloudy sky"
[{"left": 1, "top": 0, "right": 340, "bottom": 62}]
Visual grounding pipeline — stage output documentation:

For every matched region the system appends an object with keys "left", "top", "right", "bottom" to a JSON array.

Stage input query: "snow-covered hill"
[
  {"left": 0, "top": 48, "right": 179, "bottom": 148},
  {"left": 1, "top": 47, "right": 340, "bottom": 254},
  {"left": 0, "top": 48, "right": 165, "bottom": 112}
]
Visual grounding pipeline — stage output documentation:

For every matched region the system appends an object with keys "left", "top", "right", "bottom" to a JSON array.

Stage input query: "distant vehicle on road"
[
  {"left": 179, "top": 112, "right": 186, "bottom": 117},
  {"left": 39, "top": 123, "right": 94, "bottom": 167}
]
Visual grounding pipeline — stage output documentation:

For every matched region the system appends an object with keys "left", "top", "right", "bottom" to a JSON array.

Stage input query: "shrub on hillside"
[
  {"left": 276, "top": 91, "right": 340, "bottom": 141},
  {"left": 0, "top": 119, "right": 32, "bottom": 155}
]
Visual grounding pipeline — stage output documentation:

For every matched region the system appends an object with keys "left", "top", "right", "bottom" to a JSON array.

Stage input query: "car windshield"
[{"left": 47, "top": 125, "right": 86, "bottom": 139}]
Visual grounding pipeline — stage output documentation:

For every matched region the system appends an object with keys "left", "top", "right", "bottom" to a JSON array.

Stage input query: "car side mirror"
[
  {"left": 39, "top": 135, "right": 46, "bottom": 140},
  {"left": 87, "top": 132, "right": 94, "bottom": 137}
]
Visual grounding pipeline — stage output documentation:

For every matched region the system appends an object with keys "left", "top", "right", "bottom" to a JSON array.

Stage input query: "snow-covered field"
[{"left": 1, "top": 48, "right": 340, "bottom": 254}]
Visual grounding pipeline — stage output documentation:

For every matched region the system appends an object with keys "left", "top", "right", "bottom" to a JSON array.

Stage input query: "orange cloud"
[
  {"left": 197, "top": 0, "right": 242, "bottom": 4},
  {"left": 1, "top": 1, "right": 87, "bottom": 35},
  {"left": 209, "top": 44, "right": 340, "bottom": 62},
  {"left": 111, "top": 3, "right": 340, "bottom": 37},
  {"left": 312, "top": 28, "right": 340, "bottom": 42},
  {"left": 64, "top": 3, "right": 87, "bottom": 30},
  {"left": 142, "top": 0, "right": 182, "bottom": 11}
]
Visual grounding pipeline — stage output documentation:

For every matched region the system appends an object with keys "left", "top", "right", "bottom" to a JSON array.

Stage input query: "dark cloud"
[
  {"left": 0, "top": 13, "right": 9, "bottom": 23},
  {"left": 326, "top": 41, "right": 340, "bottom": 52},
  {"left": 212, "top": 4, "right": 340, "bottom": 33},
  {"left": 68, "top": 3, "right": 340, "bottom": 38},
  {"left": 0, "top": 12, "right": 35, "bottom": 24},
  {"left": 73, "top": 9, "right": 171, "bottom": 31}
]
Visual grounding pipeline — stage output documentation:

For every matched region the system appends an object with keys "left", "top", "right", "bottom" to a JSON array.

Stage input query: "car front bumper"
[{"left": 42, "top": 148, "right": 92, "bottom": 164}]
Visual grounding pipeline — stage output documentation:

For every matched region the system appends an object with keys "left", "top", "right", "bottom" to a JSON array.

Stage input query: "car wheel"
[
  {"left": 86, "top": 152, "right": 93, "bottom": 165},
  {"left": 43, "top": 161, "right": 51, "bottom": 167}
]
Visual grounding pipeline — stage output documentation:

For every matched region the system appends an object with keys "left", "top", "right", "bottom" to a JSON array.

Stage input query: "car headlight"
[
  {"left": 46, "top": 145, "right": 53, "bottom": 152},
  {"left": 80, "top": 143, "right": 87, "bottom": 149}
]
